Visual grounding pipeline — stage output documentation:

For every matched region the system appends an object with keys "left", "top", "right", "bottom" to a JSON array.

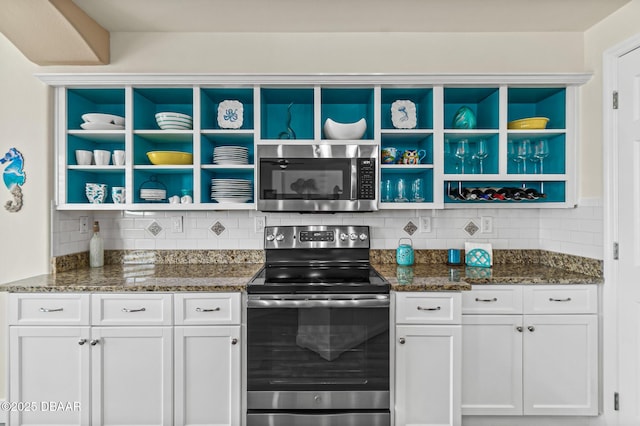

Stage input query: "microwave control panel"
[{"left": 357, "top": 158, "right": 376, "bottom": 200}]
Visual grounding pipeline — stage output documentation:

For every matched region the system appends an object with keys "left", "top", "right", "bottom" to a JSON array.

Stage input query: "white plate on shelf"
[
  {"left": 212, "top": 197, "right": 252, "bottom": 203},
  {"left": 80, "top": 122, "right": 125, "bottom": 131},
  {"left": 82, "top": 113, "right": 125, "bottom": 125}
]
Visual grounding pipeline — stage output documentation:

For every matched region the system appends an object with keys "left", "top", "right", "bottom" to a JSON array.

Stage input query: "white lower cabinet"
[
  {"left": 395, "top": 293, "right": 462, "bottom": 426},
  {"left": 461, "top": 285, "right": 598, "bottom": 417}
]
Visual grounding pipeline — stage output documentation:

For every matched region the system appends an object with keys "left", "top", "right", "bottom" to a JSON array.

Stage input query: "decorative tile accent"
[
  {"left": 211, "top": 221, "right": 225, "bottom": 236},
  {"left": 403, "top": 221, "right": 418, "bottom": 236},
  {"left": 464, "top": 220, "right": 479, "bottom": 237},
  {"left": 147, "top": 221, "right": 163, "bottom": 237}
]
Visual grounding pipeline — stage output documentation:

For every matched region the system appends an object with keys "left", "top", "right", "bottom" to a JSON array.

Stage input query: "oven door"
[
  {"left": 257, "top": 144, "right": 377, "bottom": 212},
  {"left": 246, "top": 294, "right": 390, "bottom": 411}
]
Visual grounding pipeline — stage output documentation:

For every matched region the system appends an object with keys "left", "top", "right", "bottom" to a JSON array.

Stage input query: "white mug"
[
  {"left": 168, "top": 195, "right": 181, "bottom": 204},
  {"left": 112, "top": 187, "right": 126, "bottom": 204},
  {"left": 75, "top": 150, "right": 93, "bottom": 165},
  {"left": 93, "top": 149, "right": 111, "bottom": 166},
  {"left": 112, "top": 150, "right": 125, "bottom": 166}
]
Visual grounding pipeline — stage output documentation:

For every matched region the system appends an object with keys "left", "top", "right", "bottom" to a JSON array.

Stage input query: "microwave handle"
[{"left": 350, "top": 158, "right": 358, "bottom": 200}]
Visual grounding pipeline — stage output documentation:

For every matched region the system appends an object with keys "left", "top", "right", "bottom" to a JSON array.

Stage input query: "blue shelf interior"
[
  {"left": 67, "top": 170, "right": 125, "bottom": 204},
  {"left": 67, "top": 88, "right": 125, "bottom": 130},
  {"left": 261, "top": 88, "right": 314, "bottom": 140},
  {"left": 200, "top": 168, "right": 254, "bottom": 204},
  {"left": 67, "top": 135, "right": 125, "bottom": 166},
  {"left": 133, "top": 170, "right": 193, "bottom": 204},
  {"left": 444, "top": 134, "right": 499, "bottom": 174},
  {"left": 201, "top": 88, "right": 254, "bottom": 130},
  {"left": 508, "top": 88, "right": 566, "bottom": 129},
  {"left": 133, "top": 88, "right": 194, "bottom": 130},
  {"left": 444, "top": 180, "right": 565, "bottom": 203},
  {"left": 201, "top": 133, "right": 254, "bottom": 165},
  {"left": 380, "top": 168, "right": 434, "bottom": 203},
  {"left": 381, "top": 134, "right": 433, "bottom": 165},
  {"left": 381, "top": 88, "right": 433, "bottom": 130},
  {"left": 133, "top": 135, "right": 193, "bottom": 165},
  {"left": 444, "top": 87, "right": 499, "bottom": 130},
  {"left": 506, "top": 134, "right": 565, "bottom": 175},
  {"left": 321, "top": 88, "right": 375, "bottom": 139}
]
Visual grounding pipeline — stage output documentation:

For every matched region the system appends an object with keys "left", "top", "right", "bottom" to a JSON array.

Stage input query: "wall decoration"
[
  {"left": 217, "top": 100, "right": 244, "bottom": 129},
  {"left": 391, "top": 100, "right": 417, "bottom": 129},
  {"left": 0, "top": 147, "right": 26, "bottom": 212}
]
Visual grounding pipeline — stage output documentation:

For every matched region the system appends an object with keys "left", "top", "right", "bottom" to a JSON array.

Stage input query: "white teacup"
[
  {"left": 93, "top": 149, "right": 111, "bottom": 166},
  {"left": 112, "top": 187, "right": 126, "bottom": 204},
  {"left": 180, "top": 195, "right": 193, "bottom": 204},
  {"left": 112, "top": 150, "right": 125, "bottom": 166},
  {"left": 168, "top": 195, "right": 181, "bottom": 204},
  {"left": 75, "top": 150, "right": 93, "bottom": 165}
]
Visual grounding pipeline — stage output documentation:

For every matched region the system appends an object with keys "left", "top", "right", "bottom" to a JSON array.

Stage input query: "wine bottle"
[
  {"left": 524, "top": 188, "right": 547, "bottom": 200},
  {"left": 90, "top": 221, "right": 104, "bottom": 268}
]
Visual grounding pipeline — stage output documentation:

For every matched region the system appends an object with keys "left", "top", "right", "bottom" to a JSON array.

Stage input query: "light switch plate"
[
  {"left": 172, "top": 216, "right": 183, "bottom": 233},
  {"left": 79, "top": 216, "right": 89, "bottom": 233},
  {"left": 255, "top": 216, "right": 266, "bottom": 233},
  {"left": 419, "top": 216, "right": 431, "bottom": 233},
  {"left": 481, "top": 216, "right": 493, "bottom": 233}
]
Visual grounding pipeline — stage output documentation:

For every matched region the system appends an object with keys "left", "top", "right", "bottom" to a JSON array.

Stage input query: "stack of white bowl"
[
  {"left": 210, "top": 178, "right": 252, "bottom": 203},
  {"left": 213, "top": 146, "right": 249, "bottom": 165},
  {"left": 140, "top": 188, "right": 167, "bottom": 201},
  {"left": 81, "top": 113, "right": 125, "bottom": 130},
  {"left": 155, "top": 112, "right": 193, "bottom": 130}
]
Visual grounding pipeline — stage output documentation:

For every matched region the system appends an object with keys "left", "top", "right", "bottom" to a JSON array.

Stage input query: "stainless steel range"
[{"left": 246, "top": 225, "right": 390, "bottom": 426}]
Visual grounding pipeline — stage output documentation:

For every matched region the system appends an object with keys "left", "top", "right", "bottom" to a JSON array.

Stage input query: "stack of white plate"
[
  {"left": 213, "top": 146, "right": 249, "bottom": 165},
  {"left": 155, "top": 112, "right": 193, "bottom": 130},
  {"left": 140, "top": 188, "right": 167, "bottom": 201},
  {"left": 80, "top": 113, "right": 125, "bottom": 130},
  {"left": 210, "top": 178, "right": 252, "bottom": 203}
]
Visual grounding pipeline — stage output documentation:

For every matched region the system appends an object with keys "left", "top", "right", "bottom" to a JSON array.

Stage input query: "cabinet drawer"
[
  {"left": 462, "top": 286, "right": 523, "bottom": 314},
  {"left": 174, "top": 293, "right": 241, "bottom": 325},
  {"left": 8, "top": 293, "right": 90, "bottom": 325},
  {"left": 91, "top": 293, "right": 173, "bottom": 325},
  {"left": 396, "top": 293, "right": 461, "bottom": 325},
  {"left": 523, "top": 285, "right": 597, "bottom": 314}
]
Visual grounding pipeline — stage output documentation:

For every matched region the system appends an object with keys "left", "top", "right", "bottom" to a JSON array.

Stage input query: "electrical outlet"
[
  {"left": 419, "top": 216, "right": 431, "bottom": 233},
  {"left": 79, "top": 216, "right": 89, "bottom": 233},
  {"left": 172, "top": 216, "right": 183, "bottom": 233},
  {"left": 481, "top": 216, "right": 493, "bottom": 234},
  {"left": 255, "top": 216, "right": 266, "bottom": 233}
]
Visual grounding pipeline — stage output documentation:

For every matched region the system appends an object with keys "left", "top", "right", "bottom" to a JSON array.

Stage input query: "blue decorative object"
[
  {"left": 278, "top": 102, "right": 297, "bottom": 139},
  {"left": 0, "top": 147, "right": 25, "bottom": 212},
  {"left": 452, "top": 106, "right": 477, "bottom": 129},
  {"left": 465, "top": 248, "right": 491, "bottom": 268},
  {"left": 396, "top": 238, "right": 415, "bottom": 266},
  {"left": 217, "top": 100, "right": 244, "bottom": 129}
]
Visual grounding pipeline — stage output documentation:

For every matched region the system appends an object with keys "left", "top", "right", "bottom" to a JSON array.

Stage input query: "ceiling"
[{"left": 71, "top": 0, "right": 631, "bottom": 33}]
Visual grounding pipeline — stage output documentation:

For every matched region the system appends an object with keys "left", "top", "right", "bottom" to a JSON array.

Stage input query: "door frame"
[{"left": 602, "top": 31, "right": 640, "bottom": 425}]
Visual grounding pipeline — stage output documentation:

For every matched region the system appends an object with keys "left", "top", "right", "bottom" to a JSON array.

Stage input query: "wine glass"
[
  {"left": 381, "top": 178, "right": 393, "bottom": 202},
  {"left": 411, "top": 178, "right": 425, "bottom": 202},
  {"left": 474, "top": 139, "right": 489, "bottom": 174},
  {"left": 534, "top": 139, "right": 550, "bottom": 173},
  {"left": 455, "top": 139, "right": 470, "bottom": 174},
  {"left": 444, "top": 138, "right": 456, "bottom": 173},
  {"left": 395, "top": 178, "right": 409, "bottom": 202},
  {"left": 517, "top": 139, "right": 531, "bottom": 174},
  {"left": 509, "top": 140, "right": 523, "bottom": 173}
]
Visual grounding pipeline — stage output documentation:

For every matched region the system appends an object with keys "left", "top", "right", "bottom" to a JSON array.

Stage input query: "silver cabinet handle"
[
  {"left": 78, "top": 339, "right": 87, "bottom": 345},
  {"left": 231, "top": 338, "right": 238, "bottom": 345},
  {"left": 122, "top": 307, "right": 146, "bottom": 313},
  {"left": 475, "top": 297, "right": 498, "bottom": 302},
  {"left": 527, "top": 326, "right": 535, "bottom": 332},
  {"left": 399, "top": 337, "right": 406, "bottom": 344},
  {"left": 40, "top": 307, "right": 63, "bottom": 312},
  {"left": 196, "top": 307, "right": 220, "bottom": 312},
  {"left": 549, "top": 297, "right": 572, "bottom": 302},
  {"left": 417, "top": 306, "right": 441, "bottom": 311},
  {"left": 90, "top": 339, "right": 100, "bottom": 346},
  {"left": 516, "top": 326, "right": 523, "bottom": 332}
]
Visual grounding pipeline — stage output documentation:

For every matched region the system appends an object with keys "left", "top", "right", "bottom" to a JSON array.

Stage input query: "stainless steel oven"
[
  {"left": 246, "top": 225, "right": 390, "bottom": 426},
  {"left": 256, "top": 144, "right": 377, "bottom": 212}
]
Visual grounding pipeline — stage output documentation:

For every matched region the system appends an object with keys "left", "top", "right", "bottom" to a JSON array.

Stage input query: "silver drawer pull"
[
  {"left": 122, "top": 307, "right": 146, "bottom": 313},
  {"left": 196, "top": 307, "right": 221, "bottom": 312},
  {"left": 417, "top": 306, "right": 441, "bottom": 311},
  {"left": 40, "top": 307, "right": 64, "bottom": 313},
  {"left": 549, "top": 297, "right": 572, "bottom": 302},
  {"left": 475, "top": 297, "right": 498, "bottom": 302}
]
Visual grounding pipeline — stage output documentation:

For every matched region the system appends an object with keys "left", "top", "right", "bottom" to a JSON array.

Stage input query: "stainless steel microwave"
[{"left": 257, "top": 144, "right": 378, "bottom": 212}]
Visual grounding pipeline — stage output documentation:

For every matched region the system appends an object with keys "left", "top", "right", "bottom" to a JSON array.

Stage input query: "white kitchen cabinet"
[
  {"left": 395, "top": 293, "right": 462, "bottom": 426},
  {"left": 461, "top": 285, "right": 598, "bottom": 417}
]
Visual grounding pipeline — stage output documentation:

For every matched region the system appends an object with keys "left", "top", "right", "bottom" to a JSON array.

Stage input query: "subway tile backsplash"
[{"left": 51, "top": 198, "right": 604, "bottom": 260}]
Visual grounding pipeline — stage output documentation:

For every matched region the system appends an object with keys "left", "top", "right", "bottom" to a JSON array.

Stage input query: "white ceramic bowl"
[
  {"left": 75, "top": 150, "right": 93, "bottom": 165},
  {"left": 82, "top": 113, "right": 125, "bottom": 126},
  {"left": 93, "top": 149, "right": 111, "bottom": 166},
  {"left": 155, "top": 112, "right": 193, "bottom": 130},
  {"left": 323, "top": 118, "right": 367, "bottom": 140}
]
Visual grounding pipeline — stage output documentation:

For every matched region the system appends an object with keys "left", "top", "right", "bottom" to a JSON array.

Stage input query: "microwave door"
[{"left": 261, "top": 159, "right": 350, "bottom": 201}]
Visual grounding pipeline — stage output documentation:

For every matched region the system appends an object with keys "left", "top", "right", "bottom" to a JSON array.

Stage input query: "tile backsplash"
[{"left": 52, "top": 198, "right": 603, "bottom": 261}]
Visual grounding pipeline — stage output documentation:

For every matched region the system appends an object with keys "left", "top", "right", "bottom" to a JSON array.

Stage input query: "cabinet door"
[
  {"left": 9, "top": 326, "right": 91, "bottom": 426},
  {"left": 522, "top": 314, "right": 598, "bottom": 415},
  {"left": 174, "top": 326, "right": 241, "bottom": 426},
  {"left": 395, "top": 325, "right": 461, "bottom": 426},
  {"left": 461, "top": 315, "right": 523, "bottom": 415},
  {"left": 90, "top": 327, "right": 173, "bottom": 426}
]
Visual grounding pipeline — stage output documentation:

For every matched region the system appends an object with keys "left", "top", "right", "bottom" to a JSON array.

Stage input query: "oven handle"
[{"left": 247, "top": 294, "right": 389, "bottom": 309}]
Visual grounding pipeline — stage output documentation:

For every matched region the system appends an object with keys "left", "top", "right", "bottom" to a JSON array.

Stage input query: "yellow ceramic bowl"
[
  {"left": 507, "top": 117, "right": 550, "bottom": 130},
  {"left": 147, "top": 151, "right": 193, "bottom": 165}
]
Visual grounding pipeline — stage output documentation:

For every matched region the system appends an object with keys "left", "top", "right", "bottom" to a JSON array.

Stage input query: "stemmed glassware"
[
  {"left": 474, "top": 139, "right": 489, "bottom": 174},
  {"left": 517, "top": 139, "right": 531, "bottom": 174},
  {"left": 455, "top": 139, "right": 470, "bottom": 174},
  {"left": 534, "top": 139, "right": 550, "bottom": 173}
]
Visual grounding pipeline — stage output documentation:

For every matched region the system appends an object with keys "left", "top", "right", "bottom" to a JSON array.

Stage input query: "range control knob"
[
  {"left": 349, "top": 233, "right": 357, "bottom": 241},
  {"left": 359, "top": 233, "right": 368, "bottom": 241},
  {"left": 275, "top": 234, "right": 285, "bottom": 242},
  {"left": 339, "top": 233, "right": 348, "bottom": 241},
  {"left": 266, "top": 234, "right": 276, "bottom": 241}
]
